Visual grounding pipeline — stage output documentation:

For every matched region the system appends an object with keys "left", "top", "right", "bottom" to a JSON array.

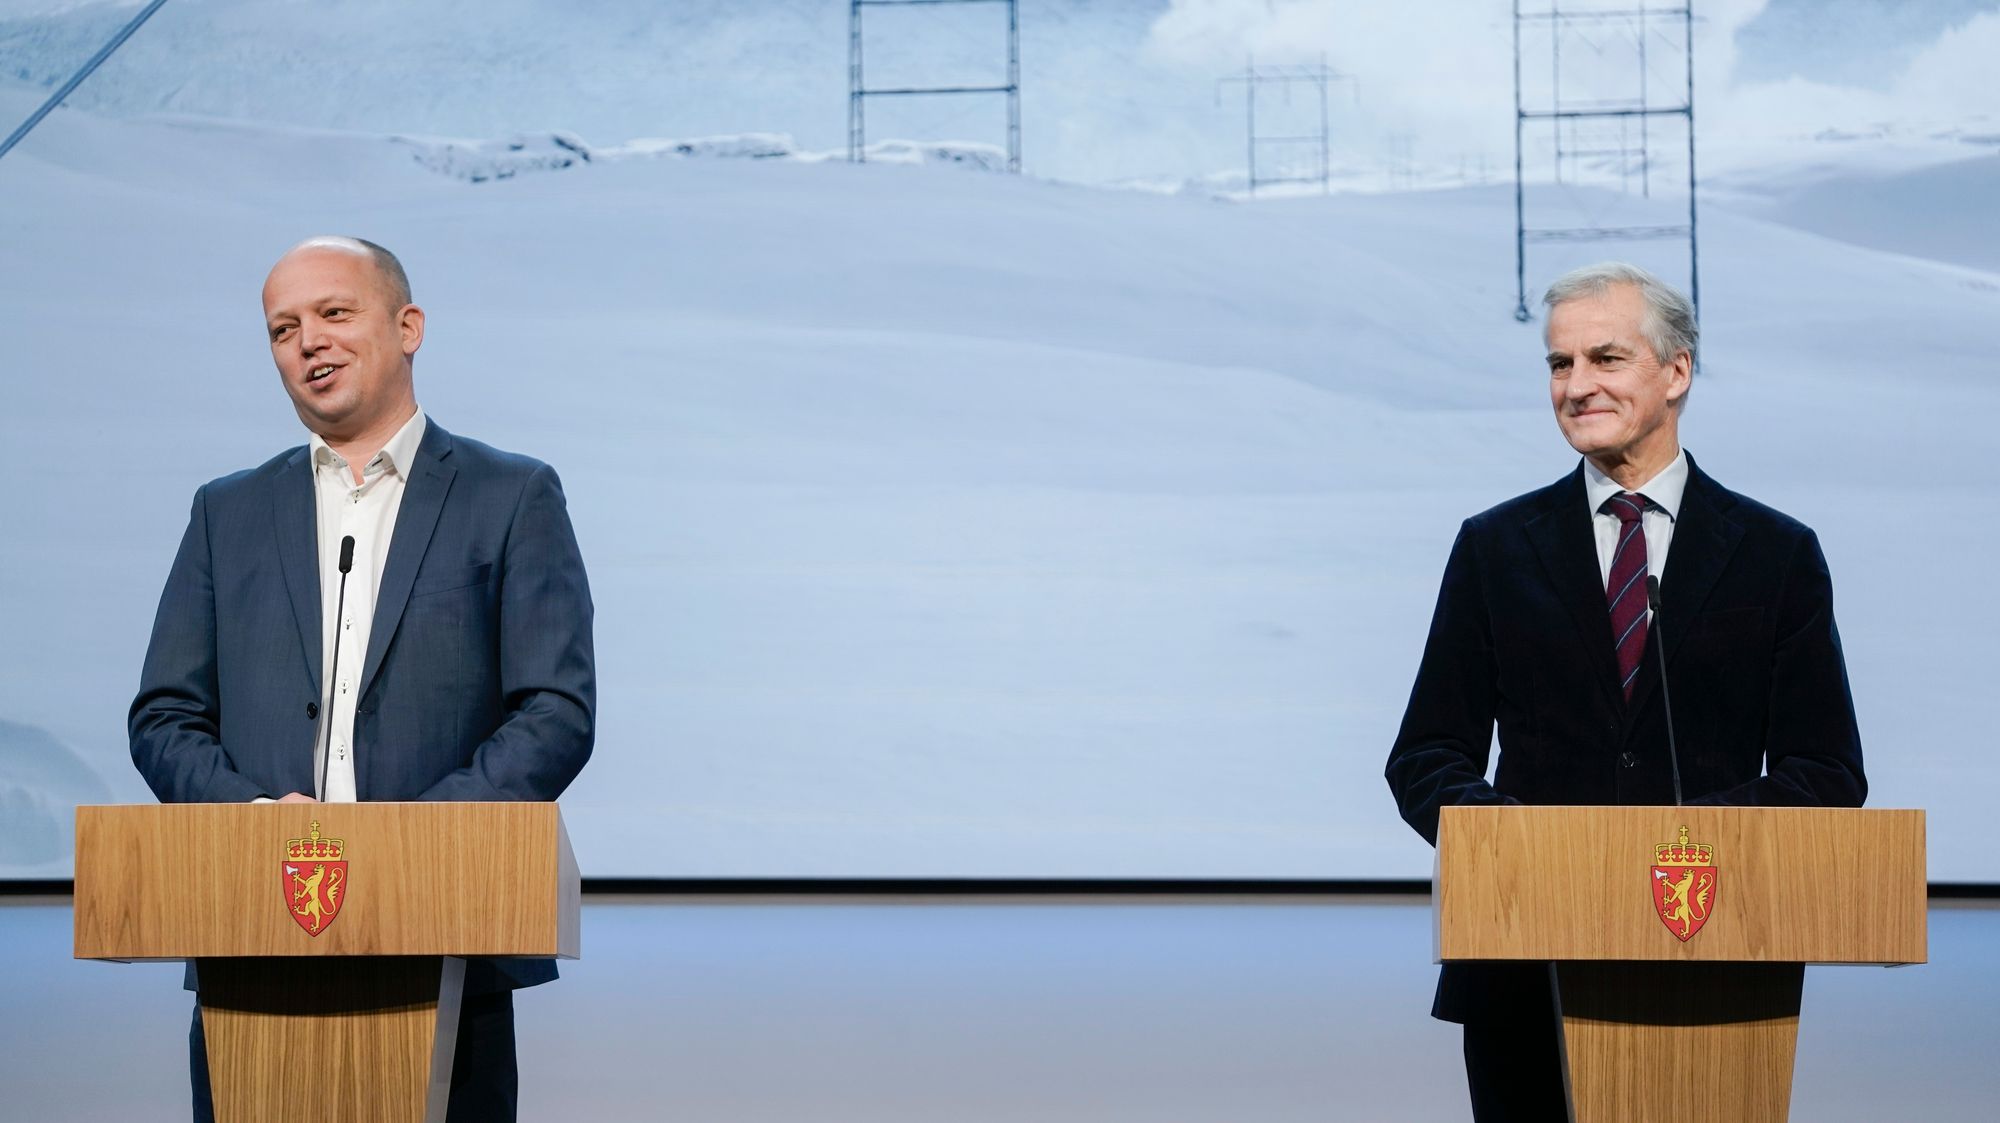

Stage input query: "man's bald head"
[
  {"left": 274, "top": 235, "right": 412, "bottom": 308},
  {"left": 262, "top": 235, "right": 425, "bottom": 449}
]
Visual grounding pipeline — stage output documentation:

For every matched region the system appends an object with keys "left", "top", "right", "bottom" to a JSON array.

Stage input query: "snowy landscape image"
[{"left": 2, "top": 0, "right": 1998, "bottom": 882}]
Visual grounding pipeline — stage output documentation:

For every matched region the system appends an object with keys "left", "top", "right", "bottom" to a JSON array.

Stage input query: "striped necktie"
[{"left": 1603, "top": 491, "right": 1651, "bottom": 701}]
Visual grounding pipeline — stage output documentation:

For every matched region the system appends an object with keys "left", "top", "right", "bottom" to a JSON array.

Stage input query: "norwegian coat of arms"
[
  {"left": 1650, "top": 825, "right": 1716, "bottom": 942},
  {"left": 282, "top": 820, "right": 346, "bottom": 936}
]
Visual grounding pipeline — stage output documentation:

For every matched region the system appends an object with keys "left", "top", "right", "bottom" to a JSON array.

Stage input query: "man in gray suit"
[{"left": 130, "top": 236, "right": 596, "bottom": 1121}]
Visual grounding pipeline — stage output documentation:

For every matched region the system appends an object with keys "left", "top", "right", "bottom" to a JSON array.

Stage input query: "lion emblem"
[
  {"left": 287, "top": 862, "right": 345, "bottom": 934},
  {"left": 1653, "top": 866, "right": 1714, "bottom": 940}
]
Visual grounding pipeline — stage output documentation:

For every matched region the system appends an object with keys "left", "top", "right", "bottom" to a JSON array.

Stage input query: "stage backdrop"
[{"left": 3, "top": 0, "right": 1996, "bottom": 880}]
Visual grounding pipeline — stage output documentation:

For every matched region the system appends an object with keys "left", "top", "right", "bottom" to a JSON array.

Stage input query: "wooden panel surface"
[
  {"left": 1436, "top": 806, "right": 1925, "bottom": 964},
  {"left": 201, "top": 956, "right": 461, "bottom": 1123},
  {"left": 1558, "top": 962, "right": 1803, "bottom": 1123},
  {"left": 74, "top": 803, "right": 581, "bottom": 960}
]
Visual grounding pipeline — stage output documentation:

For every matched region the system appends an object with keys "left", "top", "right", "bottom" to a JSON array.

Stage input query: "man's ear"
[
  {"left": 1666, "top": 349, "right": 1692, "bottom": 407},
  {"left": 399, "top": 304, "right": 425, "bottom": 357}
]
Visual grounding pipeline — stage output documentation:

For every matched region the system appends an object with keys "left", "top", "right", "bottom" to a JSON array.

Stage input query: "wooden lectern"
[
  {"left": 73, "top": 803, "right": 580, "bottom": 1123},
  {"left": 1436, "top": 805, "right": 1925, "bottom": 1123}
]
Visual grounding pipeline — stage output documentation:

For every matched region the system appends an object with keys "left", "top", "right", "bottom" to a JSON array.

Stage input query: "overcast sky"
[
  {"left": 1146, "top": 0, "right": 1999, "bottom": 154},
  {"left": 1, "top": 0, "right": 1994, "bottom": 182}
]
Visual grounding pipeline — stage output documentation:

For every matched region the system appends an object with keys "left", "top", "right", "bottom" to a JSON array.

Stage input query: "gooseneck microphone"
[
  {"left": 315, "top": 535, "right": 356, "bottom": 800},
  {"left": 1646, "top": 575, "right": 1685, "bottom": 807}
]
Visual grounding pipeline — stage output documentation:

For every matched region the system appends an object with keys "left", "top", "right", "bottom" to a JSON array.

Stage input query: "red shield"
[
  {"left": 282, "top": 859, "right": 347, "bottom": 936},
  {"left": 1651, "top": 862, "right": 1717, "bottom": 942}
]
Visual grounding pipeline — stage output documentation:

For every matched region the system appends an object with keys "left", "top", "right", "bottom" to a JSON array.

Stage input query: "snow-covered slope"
[
  {"left": 1, "top": 88, "right": 1995, "bottom": 880},
  {"left": 0, "top": 0, "right": 1201, "bottom": 184},
  {"left": 1712, "top": 149, "right": 2000, "bottom": 274},
  {"left": 13, "top": 0, "right": 1991, "bottom": 189}
]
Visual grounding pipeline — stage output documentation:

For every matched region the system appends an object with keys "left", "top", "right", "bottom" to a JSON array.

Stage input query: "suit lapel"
[
  {"left": 1626, "top": 454, "right": 1744, "bottom": 716},
  {"left": 1524, "top": 466, "right": 1624, "bottom": 707},
  {"left": 356, "top": 423, "right": 457, "bottom": 709},
  {"left": 271, "top": 448, "right": 322, "bottom": 690}
]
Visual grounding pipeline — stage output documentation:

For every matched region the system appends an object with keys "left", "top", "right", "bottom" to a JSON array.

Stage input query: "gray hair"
[{"left": 1542, "top": 261, "right": 1697, "bottom": 368}]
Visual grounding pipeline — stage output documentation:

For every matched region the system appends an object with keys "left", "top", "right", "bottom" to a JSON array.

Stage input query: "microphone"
[
  {"left": 315, "top": 535, "right": 356, "bottom": 801},
  {"left": 1646, "top": 575, "right": 1684, "bottom": 807}
]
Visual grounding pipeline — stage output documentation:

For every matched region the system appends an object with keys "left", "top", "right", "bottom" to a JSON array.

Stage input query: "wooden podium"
[
  {"left": 73, "top": 803, "right": 580, "bottom": 1123},
  {"left": 1436, "top": 805, "right": 1925, "bottom": 1123}
]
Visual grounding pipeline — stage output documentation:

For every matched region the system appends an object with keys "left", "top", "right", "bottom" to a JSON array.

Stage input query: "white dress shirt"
[
  {"left": 309, "top": 409, "right": 427, "bottom": 802},
  {"left": 1583, "top": 448, "right": 1688, "bottom": 600}
]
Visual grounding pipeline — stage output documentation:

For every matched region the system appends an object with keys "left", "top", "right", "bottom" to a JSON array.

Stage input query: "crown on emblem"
[
  {"left": 1655, "top": 825, "right": 1713, "bottom": 866},
  {"left": 286, "top": 820, "right": 345, "bottom": 861}
]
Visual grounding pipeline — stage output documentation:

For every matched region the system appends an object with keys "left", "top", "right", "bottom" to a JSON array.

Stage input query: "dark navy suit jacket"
[
  {"left": 1384, "top": 455, "right": 1865, "bottom": 1023},
  {"left": 130, "top": 419, "right": 595, "bottom": 991}
]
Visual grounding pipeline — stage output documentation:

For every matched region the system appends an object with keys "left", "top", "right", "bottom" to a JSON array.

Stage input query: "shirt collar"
[
  {"left": 309, "top": 408, "right": 428, "bottom": 480},
  {"left": 1584, "top": 447, "right": 1688, "bottom": 521}
]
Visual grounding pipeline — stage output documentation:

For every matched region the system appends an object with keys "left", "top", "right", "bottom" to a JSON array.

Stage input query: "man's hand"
[{"left": 276, "top": 791, "right": 318, "bottom": 804}]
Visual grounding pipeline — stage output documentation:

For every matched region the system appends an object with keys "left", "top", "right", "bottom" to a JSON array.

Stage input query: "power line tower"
[
  {"left": 1511, "top": 1, "right": 1698, "bottom": 322},
  {"left": 848, "top": 0, "right": 1021, "bottom": 173},
  {"left": 1217, "top": 55, "right": 1348, "bottom": 196}
]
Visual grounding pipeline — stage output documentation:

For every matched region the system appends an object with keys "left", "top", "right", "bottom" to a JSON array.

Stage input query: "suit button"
[
  {"left": 1620, "top": 751, "right": 1638, "bottom": 769},
  {"left": 306, "top": 702, "right": 319, "bottom": 720}
]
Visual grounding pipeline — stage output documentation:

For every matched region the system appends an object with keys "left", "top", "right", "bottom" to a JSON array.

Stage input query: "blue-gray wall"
[{"left": 5, "top": 898, "right": 1995, "bottom": 1120}]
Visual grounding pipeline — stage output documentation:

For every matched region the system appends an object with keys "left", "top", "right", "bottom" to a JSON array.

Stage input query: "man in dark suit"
[
  {"left": 1384, "top": 262, "right": 1865, "bottom": 1121},
  {"left": 129, "top": 236, "right": 595, "bottom": 1122}
]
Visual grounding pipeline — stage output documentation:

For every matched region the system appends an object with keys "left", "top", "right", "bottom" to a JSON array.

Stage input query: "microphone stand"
[
  {"left": 315, "top": 535, "right": 355, "bottom": 800},
  {"left": 1646, "top": 575, "right": 1684, "bottom": 807}
]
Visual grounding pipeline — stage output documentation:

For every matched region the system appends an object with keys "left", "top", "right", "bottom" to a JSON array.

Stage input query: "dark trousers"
[
  {"left": 191, "top": 989, "right": 517, "bottom": 1122},
  {"left": 1461, "top": 989, "right": 1570, "bottom": 1122}
]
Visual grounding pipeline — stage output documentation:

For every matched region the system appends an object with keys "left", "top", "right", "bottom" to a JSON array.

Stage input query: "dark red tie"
[{"left": 1604, "top": 492, "right": 1650, "bottom": 700}]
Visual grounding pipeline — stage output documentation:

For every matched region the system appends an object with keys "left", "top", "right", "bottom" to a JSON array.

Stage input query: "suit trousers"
[
  {"left": 1461, "top": 976, "right": 1569, "bottom": 1122},
  {"left": 190, "top": 989, "right": 517, "bottom": 1122}
]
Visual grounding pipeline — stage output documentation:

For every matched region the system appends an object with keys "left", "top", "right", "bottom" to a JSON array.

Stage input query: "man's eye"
[
  {"left": 324, "top": 308, "right": 347, "bottom": 318},
  {"left": 271, "top": 326, "right": 293, "bottom": 341}
]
